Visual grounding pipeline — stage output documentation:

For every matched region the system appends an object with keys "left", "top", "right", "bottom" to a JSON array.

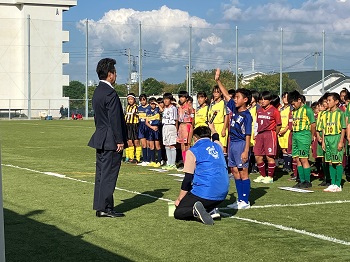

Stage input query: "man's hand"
[
  {"left": 175, "top": 198, "right": 180, "bottom": 207},
  {"left": 116, "top": 143, "right": 124, "bottom": 152},
  {"left": 338, "top": 141, "right": 344, "bottom": 151},
  {"left": 215, "top": 68, "right": 220, "bottom": 81}
]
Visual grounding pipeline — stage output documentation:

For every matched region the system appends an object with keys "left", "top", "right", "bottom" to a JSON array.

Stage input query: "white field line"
[
  {"left": 2, "top": 164, "right": 173, "bottom": 202},
  {"left": 4, "top": 163, "right": 350, "bottom": 246},
  {"left": 220, "top": 200, "right": 350, "bottom": 210},
  {"left": 230, "top": 216, "right": 350, "bottom": 246}
]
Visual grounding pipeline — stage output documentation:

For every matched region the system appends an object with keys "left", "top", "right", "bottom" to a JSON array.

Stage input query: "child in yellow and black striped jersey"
[{"left": 124, "top": 93, "right": 140, "bottom": 163}]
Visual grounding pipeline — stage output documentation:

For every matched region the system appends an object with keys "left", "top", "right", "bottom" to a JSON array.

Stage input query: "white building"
[{"left": 0, "top": 0, "right": 77, "bottom": 118}]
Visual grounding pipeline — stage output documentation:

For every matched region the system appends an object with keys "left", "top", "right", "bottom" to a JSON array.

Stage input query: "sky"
[{"left": 62, "top": 0, "right": 350, "bottom": 85}]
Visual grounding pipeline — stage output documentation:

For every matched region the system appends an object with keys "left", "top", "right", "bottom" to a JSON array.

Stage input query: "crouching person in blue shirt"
[{"left": 174, "top": 124, "right": 229, "bottom": 225}]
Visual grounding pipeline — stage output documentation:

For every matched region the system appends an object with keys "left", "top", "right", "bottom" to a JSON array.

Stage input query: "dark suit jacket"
[{"left": 88, "top": 81, "right": 127, "bottom": 150}]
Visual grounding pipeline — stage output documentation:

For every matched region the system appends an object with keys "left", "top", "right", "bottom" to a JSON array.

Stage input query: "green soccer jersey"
[
  {"left": 346, "top": 103, "right": 350, "bottom": 119},
  {"left": 292, "top": 104, "right": 315, "bottom": 132},
  {"left": 316, "top": 110, "right": 327, "bottom": 132},
  {"left": 322, "top": 108, "right": 346, "bottom": 135}
]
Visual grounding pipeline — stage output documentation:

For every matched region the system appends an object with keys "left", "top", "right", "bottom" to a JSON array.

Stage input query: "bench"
[{"left": 0, "top": 109, "right": 23, "bottom": 118}]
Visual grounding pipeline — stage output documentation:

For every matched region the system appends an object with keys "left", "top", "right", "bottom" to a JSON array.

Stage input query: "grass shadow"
[
  {"left": 114, "top": 188, "right": 169, "bottom": 213},
  {"left": 4, "top": 208, "right": 132, "bottom": 262}
]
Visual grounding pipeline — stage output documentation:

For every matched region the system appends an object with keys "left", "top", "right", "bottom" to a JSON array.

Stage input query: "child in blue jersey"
[
  {"left": 137, "top": 94, "right": 151, "bottom": 166},
  {"left": 215, "top": 68, "right": 253, "bottom": 209},
  {"left": 145, "top": 97, "right": 162, "bottom": 167}
]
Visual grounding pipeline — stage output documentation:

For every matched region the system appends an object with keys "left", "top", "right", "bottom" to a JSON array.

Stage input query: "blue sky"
[{"left": 62, "top": 0, "right": 350, "bottom": 85}]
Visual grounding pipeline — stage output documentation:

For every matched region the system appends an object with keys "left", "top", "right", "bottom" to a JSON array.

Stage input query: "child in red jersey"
[{"left": 253, "top": 91, "right": 282, "bottom": 184}]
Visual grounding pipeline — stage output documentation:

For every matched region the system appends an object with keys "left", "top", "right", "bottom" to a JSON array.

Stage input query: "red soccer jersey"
[
  {"left": 288, "top": 110, "right": 293, "bottom": 130},
  {"left": 256, "top": 105, "right": 282, "bottom": 133}
]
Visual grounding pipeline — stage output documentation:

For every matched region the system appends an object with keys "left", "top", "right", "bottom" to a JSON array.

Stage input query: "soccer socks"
[
  {"left": 241, "top": 179, "right": 251, "bottom": 203},
  {"left": 257, "top": 162, "right": 266, "bottom": 177},
  {"left": 335, "top": 164, "right": 343, "bottom": 187},
  {"left": 283, "top": 153, "right": 288, "bottom": 169},
  {"left": 235, "top": 179, "right": 243, "bottom": 202},
  {"left": 297, "top": 166, "right": 305, "bottom": 182},
  {"left": 170, "top": 147, "right": 177, "bottom": 166},
  {"left": 182, "top": 151, "right": 187, "bottom": 163},
  {"left": 267, "top": 163, "right": 276, "bottom": 178},
  {"left": 304, "top": 167, "right": 311, "bottom": 183},
  {"left": 128, "top": 146, "right": 135, "bottom": 160},
  {"left": 323, "top": 162, "right": 331, "bottom": 182},
  {"left": 157, "top": 149, "right": 162, "bottom": 163},
  {"left": 135, "top": 146, "right": 142, "bottom": 161},
  {"left": 149, "top": 149, "right": 155, "bottom": 163},
  {"left": 329, "top": 164, "right": 337, "bottom": 185},
  {"left": 142, "top": 147, "right": 148, "bottom": 162},
  {"left": 165, "top": 147, "right": 171, "bottom": 165},
  {"left": 125, "top": 147, "right": 130, "bottom": 160}
]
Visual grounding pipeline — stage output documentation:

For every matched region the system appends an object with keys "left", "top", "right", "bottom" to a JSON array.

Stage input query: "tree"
[
  {"left": 63, "top": 80, "right": 85, "bottom": 112},
  {"left": 245, "top": 73, "right": 301, "bottom": 93},
  {"left": 142, "top": 78, "right": 164, "bottom": 96}
]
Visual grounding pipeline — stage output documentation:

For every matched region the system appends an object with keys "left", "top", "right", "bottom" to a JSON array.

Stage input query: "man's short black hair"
[
  {"left": 193, "top": 126, "right": 211, "bottom": 139},
  {"left": 261, "top": 91, "right": 273, "bottom": 101},
  {"left": 311, "top": 101, "right": 319, "bottom": 109},
  {"left": 318, "top": 92, "right": 330, "bottom": 104},
  {"left": 228, "top": 89, "right": 236, "bottom": 96},
  {"left": 163, "top": 93, "right": 173, "bottom": 100},
  {"left": 287, "top": 90, "right": 302, "bottom": 104},
  {"left": 149, "top": 97, "right": 156, "bottom": 103},
  {"left": 236, "top": 88, "right": 252, "bottom": 106},
  {"left": 328, "top": 92, "right": 341, "bottom": 103},
  {"left": 96, "top": 58, "right": 116, "bottom": 80},
  {"left": 156, "top": 97, "right": 163, "bottom": 103}
]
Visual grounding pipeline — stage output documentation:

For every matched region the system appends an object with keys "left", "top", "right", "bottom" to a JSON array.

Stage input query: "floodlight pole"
[
  {"left": 235, "top": 26, "right": 238, "bottom": 90},
  {"left": 322, "top": 30, "right": 325, "bottom": 95},
  {"left": 27, "top": 15, "right": 31, "bottom": 120},
  {"left": 0, "top": 148, "right": 6, "bottom": 262},
  {"left": 280, "top": 28, "right": 283, "bottom": 99},
  {"left": 85, "top": 19, "right": 89, "bottom": 120},
  {"left": 188, "top": 25, "right": 192, "bottom": 96},
  {"left": 138, "top": 21, "right": 142, "bottom": 96}
]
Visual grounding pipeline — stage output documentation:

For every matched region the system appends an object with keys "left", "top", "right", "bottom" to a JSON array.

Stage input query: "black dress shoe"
[{"left": 96, "top": 210, "right": 125, "bottom": 218}]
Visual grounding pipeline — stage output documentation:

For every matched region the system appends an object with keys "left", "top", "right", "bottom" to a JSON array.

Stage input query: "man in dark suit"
[{"left": 88, "top": 58, "right": 127, "bottom": 218}]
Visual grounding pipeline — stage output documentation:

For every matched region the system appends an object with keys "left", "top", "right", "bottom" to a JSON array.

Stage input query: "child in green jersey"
[
  {"left": 288, "top": 91, "right": 316, "bottom": 189},
  {"left": 322, "top": 93, "right": 346, "bottom": 192}
]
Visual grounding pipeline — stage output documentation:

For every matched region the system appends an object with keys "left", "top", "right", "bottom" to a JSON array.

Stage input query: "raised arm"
[{"left": 214, "top": 68, "right": 231, "bottom": 102}]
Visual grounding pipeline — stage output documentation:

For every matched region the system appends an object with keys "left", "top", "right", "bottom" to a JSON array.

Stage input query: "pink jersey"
[
  {"left": 178, "top": 103, "right": 193, "bottom": 123},
  {"left": 256, "top": 105, "right": 281, "bottom": 133}
]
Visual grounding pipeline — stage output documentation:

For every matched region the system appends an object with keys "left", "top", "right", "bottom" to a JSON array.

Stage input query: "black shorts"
[{"left": 127, "top": 123, "right": 139, "bottom": 141}]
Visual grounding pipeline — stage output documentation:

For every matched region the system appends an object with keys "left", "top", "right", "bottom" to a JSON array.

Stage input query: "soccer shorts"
[
  {"left": 324, "top": 134, "right": 344, "bottom": 164},
  {"left": 228, "top": 140, "right": 250, "bottom": 169},
  {"left": 213, "top": 122, "right": 228, "bottom": 147},
  {"left": 278, "top": 129, "right": 290, "bottom": 149},
  {"left": 147, "top": 127, "right": 160, "bottom": 141},
  {"left": 138, "top": 121, "right": 148, "bottom": 139},
  {"left": 254, "top": 130, "right": 277, "bottom": 156},
  {"left": 292, "top": 131, "right": 311, "bottom": 158},
  {"left": 162, "top": 124, "right": 177, "bottom": 146},
  {"left": 127, "top": 123, "right": 139, "bottom": 141},
  {"left": 177, "top": 122, "right": 193, "bottom": 144}
]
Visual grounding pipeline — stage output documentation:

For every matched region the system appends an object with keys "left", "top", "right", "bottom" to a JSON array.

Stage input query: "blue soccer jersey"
[
  {"left": 138, "top": 104, "right": 151, "bottom": 123},
  {"left": 227, "top": 99, "right": 252, "bottom": 142},
  {"left": 147, "top": 107, "right": 161, "bottom": 126}
]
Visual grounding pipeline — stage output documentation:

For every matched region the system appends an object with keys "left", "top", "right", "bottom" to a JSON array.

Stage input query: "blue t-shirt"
[
  {"left": 190, "top": 138, "right": 229, "bottom": 201},
  {"left": 227, "top": 99, "right": 253, "bottom": 142}
]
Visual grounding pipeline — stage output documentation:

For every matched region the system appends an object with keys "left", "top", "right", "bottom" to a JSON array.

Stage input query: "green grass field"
[{"left": 1, "top": 120, "right": 350, "bottom": 261}]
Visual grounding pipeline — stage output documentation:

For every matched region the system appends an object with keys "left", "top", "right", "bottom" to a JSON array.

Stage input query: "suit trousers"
[{"left": 93, "top": 149, "right": 122, "bottom": 211}]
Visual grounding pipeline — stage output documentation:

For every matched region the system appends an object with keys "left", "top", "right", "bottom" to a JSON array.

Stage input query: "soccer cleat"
[
  {"left": 227, "top": 201, "right": 239, "bottom": 209},
  {"left": 153, "top": 162, "right": 161, "bottom": 167},
  {"left": 177, "top": 167, "right": 184, "bottom": 172},
  {"left": 235, "top": 201, "right": 251, "bottom": 210},
  {"left": 262, "top": 176, "right": 273, "bottom": 184},
  {"left": 299, "top": 181, "right": 312, "bottom": 189},
  {"left": 253, "top": 175, "right": 265, "bottom": 183},
  {"left": 318, "top": 180, "right": 327, "bottom": 186},
  {"left": 193, "top": 201, "right": 214, "bottom": 225},
  {"left": 334, "top": 185, "right": 342, "bottom": 192},
  {"left": 208, "top": 208, "right": 221, "bottom": 220},
  {"left": 131, "top": 159, "right": 139, "bottom": 164},
  {"left": 141, "top": 161, "right": 150, "bottom": 166},
  {"left": 147, "top": 162, "right": 156, "bottom": 167},
  {"left": 162, "top": 165, "right": 176, "bottom": 170},
  {"left": 293, "top": 182, "right": 302, "bottom": 188},
  {"left": 324, "top": 184, "right": 336, "bottom": 192},
  {"left": 124, "top": 157, "right": 130, "bottom": 163}
]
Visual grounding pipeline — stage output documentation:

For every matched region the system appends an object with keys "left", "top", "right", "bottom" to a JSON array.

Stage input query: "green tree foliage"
[
  {"left": 142, "top": 78, "right": 164, "bottom": 96},
  {"left": 63, "top": 80, "right": 85, "bottom": 112},
  {"left": 192, "top": 69, "right": 240, "bottom": 95},
  {"left": 245, "top": 73, "right": 301, "bottom": 93}
]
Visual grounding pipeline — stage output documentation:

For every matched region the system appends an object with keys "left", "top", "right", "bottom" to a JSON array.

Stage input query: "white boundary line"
[
  {"left": 220, "top": 200, "right": 350, "bottom": 210},
  {"left": 4, "top": 163, "right": 350, "bottom": 246},
  {"left": 230, "top": 216, "right": 350, "bottom": 246},
  {"left": 2, "top": 164, "right": 173, "bottom": 202}
]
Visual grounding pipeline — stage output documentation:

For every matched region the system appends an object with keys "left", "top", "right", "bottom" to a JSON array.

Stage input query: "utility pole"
[
  {"left": 128, "top": 48, "right": 131, "bottom": 88},
  {"left": 313, "top": 51, "right": 321, "bottom": 70},
  {"left": 185, "top": 65, "right": 189, "bottom": 92}
]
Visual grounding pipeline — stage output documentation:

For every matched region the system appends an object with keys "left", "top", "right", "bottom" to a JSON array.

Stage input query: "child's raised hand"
[{"left": 215, "top": 68, "right": 220, "bottom": 81}]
